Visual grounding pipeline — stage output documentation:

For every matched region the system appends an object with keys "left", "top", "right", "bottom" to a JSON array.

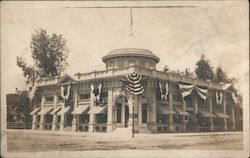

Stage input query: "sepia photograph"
[{"left": 1, "top": 1, "right": 249, "bottom": 158}]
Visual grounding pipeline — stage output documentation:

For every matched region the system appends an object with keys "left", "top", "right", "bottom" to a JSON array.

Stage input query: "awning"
[
  {"left": 215, "top": 112, "right": 229, "bottom": 118},
  {"left": 37, "top": 107, "right": 53, "bottom": 115},
  {"left": 199, "top": 110, "right": 216, "bottom": 118},
  {"left": 174, "top": 106, "right": 190, "bottom": 115},
  {"left": 72, "top": 105, "right": 90, "bottom": 114},
  {"left": 57, "top": 106, "right": 72, "bottom": 115},
  {"left": 88, "top": 106, "right": 107, "bottom": 114},
  {"left": 30, "top": 107, "right": 41, "bottom": 115},
  {"left": 157, "top": 105, "right": 176, "bottom": 114},
  {"left": 50, "top": 106, "right": 62, "bottom": 115}
]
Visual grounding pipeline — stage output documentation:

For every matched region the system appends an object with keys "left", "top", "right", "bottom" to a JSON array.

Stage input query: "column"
[
  {"left": 88, "top": 91, "right": 95, "bottom": 132},
  {"left": 121, "top": 95, "right": 125, "bottom": 126},
  {"left": 194, "top": 95, "right": 199, "bottom": 132},
  {"left": 59, "top": 114, "right": 65, "bottom": 131},
  {"left": 52, "top": 94, "right": 58, "bottom": 131},
  {"left": 127, "top": 94, "right": 133, "bottom": 127},
  {"left": 182, "top": 100, "right": 187, "bottom": 132},
  {"left": 151, "top": 88, "right": 157, "bottom": 129},
  {"left": 72, "top": 92, "right": 78, "bottom": 132},
  {"left": 231, "top": 105, "right": 236, "bottom": 130},
  {"left": 223, "top": 93, "right": 227, "bottom": 131},
  {"left": 32, "top": 115, "right": 36, "bottom": 130},
  {"left": 39, "top": 96, "right": 45, "bottom": 130},
  {"left": 209, "top": 96, "right": 214, "bottom": 132},
  {"left": 106, "top": 89, "right": 113, "bottom": 132},
  {"left": 138, "top": 100, "right": 142, "bottom": 127},
  {"left": 169, "top": 83, "right": 174, "bottom": 132}
]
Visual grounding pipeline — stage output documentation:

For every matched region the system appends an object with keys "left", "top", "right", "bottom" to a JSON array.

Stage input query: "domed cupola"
[{"left": 102, "top": 48, "right": 160, "bottom": 70}]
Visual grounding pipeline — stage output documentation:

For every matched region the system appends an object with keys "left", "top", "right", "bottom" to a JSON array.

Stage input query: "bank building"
[{"left": 30, "top": 48, "right": 242, "bottom": 133}]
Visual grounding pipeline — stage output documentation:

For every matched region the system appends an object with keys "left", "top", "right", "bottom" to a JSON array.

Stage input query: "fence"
[{"left": 7, "top": 122, "right": 32, "bottom": 129}]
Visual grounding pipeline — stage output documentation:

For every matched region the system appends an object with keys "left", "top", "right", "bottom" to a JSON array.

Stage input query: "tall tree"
[
  {"left": 195, "top": 55, "right": 214, "bottom": 81},
  {"left": 17, "top": 29, "right": 69, "bottom": 85},
  {"left": 7, "top": 91, "right": 32, "bottom": 124},
  {"left": 215, "top": 66, "right": 228, "bottom": 83}
]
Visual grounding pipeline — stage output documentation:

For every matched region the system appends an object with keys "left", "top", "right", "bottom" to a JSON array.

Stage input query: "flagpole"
[{"left": 132, "top": 95, "right": 135, "bottom": 138}]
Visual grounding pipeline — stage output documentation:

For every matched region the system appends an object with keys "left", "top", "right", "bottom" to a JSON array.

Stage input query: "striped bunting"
[
  {"left": 196, "top": 86, "right": 208, "bottom": 100},
  {"left": 178, "top": 83, "right": 208, "bottom": 100},
  {"left": 178, "top": 83, "right": 194, "bottom": 98},
  {"left": 120, "top": 72, "right": 147, "bottom": 95}
]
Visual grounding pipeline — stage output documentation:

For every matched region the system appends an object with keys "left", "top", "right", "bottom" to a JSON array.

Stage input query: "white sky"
[{"left": 1, "top": 1, "right": 249, "bottom": 95}]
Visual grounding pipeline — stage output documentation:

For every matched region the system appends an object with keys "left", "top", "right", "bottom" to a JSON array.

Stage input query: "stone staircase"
[{"left": 113, "top": 127, "right": 132, "bottom": 134}]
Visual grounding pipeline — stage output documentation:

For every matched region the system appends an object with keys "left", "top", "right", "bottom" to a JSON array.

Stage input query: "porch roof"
[
  {"left": 57, "top": 106, "right": 72, "bottom": 115},
  {"left": 157, "top": 105, "right": 176, "bottom": 114},
  {"left": 174, "top": 106, "right": 190, "bottom": 115},
  {"left": 50, "top": 106, "right": 62, "bottom": 115},
  {"left": 37, "top": 107, "right": 53, "bottom": 115},
  {"left": 30, "top": 107, "right": 41, "bottom": 115},
  {"left": 88, "top": 106, "right": 107, "bottom": 114},
  {"left": 214, "top": 112, "right": 229, "bottom": 118},
  {"left": 72, "top": 105, "right": 90, "bottom": 114},
  {"left": 199, "top": 110, "right": 216, "bottom": 118}
]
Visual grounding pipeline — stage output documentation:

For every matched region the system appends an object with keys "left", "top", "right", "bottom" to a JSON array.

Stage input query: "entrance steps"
[
  {"left": 137, "top": 127, "right": 151, "bottom": 133},
  {"left": 113, "top": 127, "right": 132, "bottom": 134},
  {"left": 113, "top": 127, "right": 151, "bottom": 134},
  {"left": 63, "top": 127, "right": 72, "bottom": 131}
]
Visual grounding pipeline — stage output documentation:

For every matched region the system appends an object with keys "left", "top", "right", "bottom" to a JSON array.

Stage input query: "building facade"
[{"left": 30, "top": 48, "right": 242, "bottom": 133}]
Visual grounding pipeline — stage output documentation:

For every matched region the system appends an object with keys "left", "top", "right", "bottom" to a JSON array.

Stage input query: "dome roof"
[{"left": 102, "top": 48, "right": 160, "bottom": 63}]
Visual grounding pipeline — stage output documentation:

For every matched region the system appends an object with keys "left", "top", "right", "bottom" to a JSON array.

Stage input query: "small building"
[{"left": 30, "top": 48, "right": 242, "bottom": 133}]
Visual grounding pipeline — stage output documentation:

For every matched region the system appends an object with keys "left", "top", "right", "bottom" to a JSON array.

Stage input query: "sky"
[{"left": 1, "top": 1, "right": 249, "bottom": 95}]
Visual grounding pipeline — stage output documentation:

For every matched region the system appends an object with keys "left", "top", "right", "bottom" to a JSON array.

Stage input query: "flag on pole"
[
  {"left": 61, "top": 84, "right": 71, "bottom": 101},
  {"left": 91, "top": 83, "right": 103, "bottom": 105},
  {"left": 232, "top": 92, "right": 238, "bottom": 104},
  {"left": 158, "top": 82, "right": 169, "bottom": 100},
  {"left": 216, "top": 91, "right": 223, "bottom": 105},
  {"left": 178, "top": 83, "right": 194, "bottom": 98}
]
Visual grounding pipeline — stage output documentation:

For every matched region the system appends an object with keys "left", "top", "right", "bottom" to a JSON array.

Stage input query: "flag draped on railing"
[
  {"left": 178, "top": 83, "right": 194, "bottom": 98},
  {"left": 158, "top": 82, "right": 169, "bottom": 100},
  {"left": 216, "top": 91, "right": 223, "bottom": 105},
  {"left": 178, "top": 83, "right": 208, "bottom": 100},
  {"left": 120, "top": 72, "right": 147, "bottom": 95},
  {"left": 196, "top": 86, "right": 208, "bottom": 100}
]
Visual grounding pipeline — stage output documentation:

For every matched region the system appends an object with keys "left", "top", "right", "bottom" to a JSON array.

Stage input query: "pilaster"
[{"left": 39, "top": 96, "right": 45, "bottom": 130}]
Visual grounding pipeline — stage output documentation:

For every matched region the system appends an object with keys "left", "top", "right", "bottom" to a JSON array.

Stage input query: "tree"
[
  {"left": 17, "top": 29, "right": 69, "bottom": 85},
  {"left": 7, "top": 91, "right": 32, "bottom": 124},
  {"left": 215, "top": 66, "right": 228, "bottom": 83},
  {"left": 195, "top": 55, "right": 214, "bottom": 81}
]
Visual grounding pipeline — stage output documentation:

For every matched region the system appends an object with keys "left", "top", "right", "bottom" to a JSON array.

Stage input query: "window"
[
  {"left": 139, "top": 60, "right": 145, "bottom": 67},
  {"left": 142, "top": 104, "right": 148, "bottom": 123},
  {"left": 173, "top": 90, "right": 182, "bottom": 102},
  {"left": 157, "top": 114, "right": 168, "bottom": 123},
  {"left": 46, "top": 96, "right": 54, "bottom": 102},
  {"left": 79, "top": 93, "right": 90, "bottom": 100},
  {"left": 173, "top": 114, "right": 182, "bottom": 124},
  {"left": 186, "top": 98, "right": 192, "bottom": 107},
  {"left": 108, "top": 61, "right": 115, "bottom": 68},
  {"left": 116, "top": 104, "right": 122, "bottom": 123},
  {"left": 128, "top": 59, "right": 136, "bottom": 66},
  {"left": 117, "top": 60, "right": 125, "bottom": 68},
  {"left": 79, "top": 114, "right": 89, "bottom": 123},
  {"left": 96, "top": 114, "right": 107, "bottom": 123}
]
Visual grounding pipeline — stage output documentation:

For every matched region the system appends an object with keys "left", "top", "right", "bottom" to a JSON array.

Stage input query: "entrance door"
[{"left": 125, "top": 105, "right": 129, "bottom": 127}]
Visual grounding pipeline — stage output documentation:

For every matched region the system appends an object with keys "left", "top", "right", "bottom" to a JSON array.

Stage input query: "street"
[{"left": 7, "top": 130, "right": 243, "bottom": 152}]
